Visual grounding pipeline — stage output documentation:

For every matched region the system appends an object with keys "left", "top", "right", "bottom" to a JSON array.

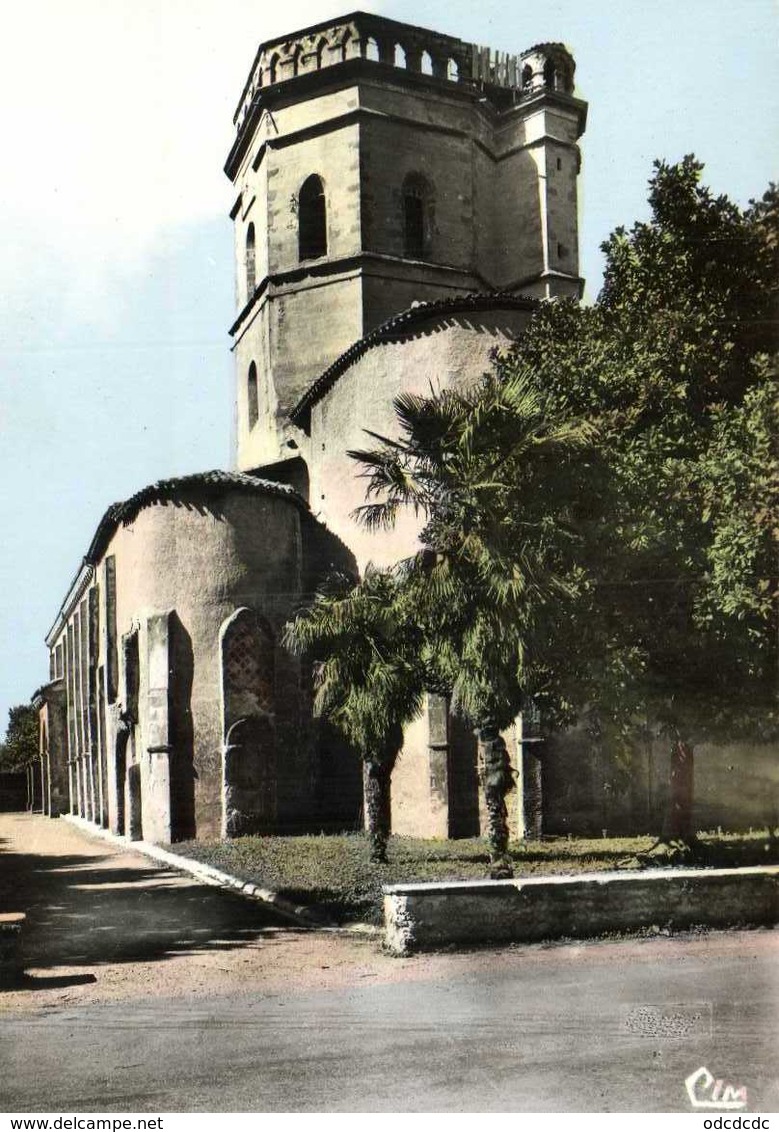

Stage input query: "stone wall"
[
  {"left": 384, "top": 866, "right": 779, "bottom": 954},
  {"left": 307, "top": 307, "right": 534, "bottom": 572},
  {"left": 542, "top": 726, "right": 779, "bottom": 837}
]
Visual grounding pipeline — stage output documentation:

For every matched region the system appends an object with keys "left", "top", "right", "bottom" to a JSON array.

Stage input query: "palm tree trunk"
[
  {"left": 363, "top": 756, "right": 394, "bottom": 862},
  {"left": 476, "top": 723, "right": 515, "bottom": 879}
]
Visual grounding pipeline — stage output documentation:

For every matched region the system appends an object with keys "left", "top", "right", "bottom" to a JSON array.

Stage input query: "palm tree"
[
  {"left": 284, "top": 569, "right": 424, "bottom": 862},
  {"left": 349, "top": 369, "right": 598, "bottom": 877}
]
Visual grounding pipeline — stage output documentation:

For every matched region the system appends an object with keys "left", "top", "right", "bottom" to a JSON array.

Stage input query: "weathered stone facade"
[
  {"left": 40, "top": 473, "right": 360, "bottom": 842},
  {"left": 36, "top": 12, "right": 777, "bottom": 845},
  {"left": 227, "top": 12, "right": 586, "bottom": 471}
]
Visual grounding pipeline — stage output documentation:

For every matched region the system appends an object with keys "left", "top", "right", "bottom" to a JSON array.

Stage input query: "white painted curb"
[{"left": 60, "top": 814, "right": 370, "bottom": 931}]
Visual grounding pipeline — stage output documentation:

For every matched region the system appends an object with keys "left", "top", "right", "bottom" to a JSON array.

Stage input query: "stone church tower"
[
  {"left": 34, "top": 14, "right": 596, "bottom": 847},
  {"left": 225, "top": 12, "right": 587, "bottom": 474},
  {"left": 35, "top": 12, "right": 777, "bottom": 848}
]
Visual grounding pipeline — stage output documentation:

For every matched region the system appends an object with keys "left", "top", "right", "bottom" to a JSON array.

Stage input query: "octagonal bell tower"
[{"left": 225, "top": 12, "right": 587, "bottom": 474}]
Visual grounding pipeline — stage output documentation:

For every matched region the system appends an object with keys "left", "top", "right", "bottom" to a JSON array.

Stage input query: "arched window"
[
  {"left": 522, "top": 63, "right": 533, "bottom": 89},
  {"left": 421, "top": 50, "right": 433, "bottom": 75},
  {"left": 222, "top": 609, "right": 274, "bottom": 723},
  {"left": 247, "top": 362, "right": 259, "bottom": 429},
  {"left": 402, "top": 173, "right": 432, "bottom": 259},
  {"left": 543, "top": 59, "right": 556, "bottom": 89},
  {"left": 298, "top": 175, "right": 327, "bottom": 260},
  {"left": 394, "top": 43, "right": 406, "bottom": 68},
  {"left": 365, "top": 37, "right": 379, "bottom": 61},
  {"left": 245, "top": 223, "right": 256, "bottom": 298},
  {"left": 446, "top": 57, "right": 459, "bottom": 82},
  {"left": 220, "top": 608, "right": 276, "bottom": 838}
]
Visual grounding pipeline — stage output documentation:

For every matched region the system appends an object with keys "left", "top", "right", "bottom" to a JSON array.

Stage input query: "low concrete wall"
[{"left": 383, "top": 866, "right": 779, "bottom": 955}]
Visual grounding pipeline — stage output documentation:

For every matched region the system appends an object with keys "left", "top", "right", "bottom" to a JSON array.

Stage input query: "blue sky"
[{"left": 1, "top": 0, "right": 777, "bottom": 729}]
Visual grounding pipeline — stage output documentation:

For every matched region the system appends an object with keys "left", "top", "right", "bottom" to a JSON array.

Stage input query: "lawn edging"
[
  {"left": 60, "top": 814, "right": 344, "bottom": 931},
  {"left": 383, "top": 864, "right": 779, "bottom": 954}
]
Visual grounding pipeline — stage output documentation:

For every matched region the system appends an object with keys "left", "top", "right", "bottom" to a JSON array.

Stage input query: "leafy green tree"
[
  {"left": 349, "top": 374, "right": 599, "bottom": 876},
  {"left": 488, "top": 158, "right": 779, "bottom": 844},
  {"left": 0, "top": 704, "right": 39, "bottom": 773},
  {"left": 284, "top": 569, "right": 425, "bottom": 862}
]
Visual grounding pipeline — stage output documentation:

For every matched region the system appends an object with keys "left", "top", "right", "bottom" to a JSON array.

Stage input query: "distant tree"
[{"left": 0, "top": 704, "right": 39, "bottom": 773}]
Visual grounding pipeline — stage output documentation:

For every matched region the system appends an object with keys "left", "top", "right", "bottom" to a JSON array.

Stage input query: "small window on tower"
[
  {"left": 248, "top": 361, "right": 259, "bottom": 429},
  {"left": 298, "top": 175, "right": 327, "bottom": 260},
  {"left": 402, "top": 173, "right": 432, "bottom": 259},
  {"left": 246, "top": 223, "right": 256, "bottom": 298}
]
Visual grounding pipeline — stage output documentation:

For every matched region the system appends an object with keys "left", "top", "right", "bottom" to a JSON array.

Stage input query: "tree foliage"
[
  {"left": 288, "top": 157, "right": 778, "bottom": 866},
  {"left": 0, "top": 704, "right": 39, "bottom": 772},
  {"left": 284, "top": 569, "right": 425, "bottom": 861},
  {"left": 349, "top": 371, "right": 601, "bottom": 873},
  {"left": 488, "top": 158, "right": 778, "bottom": 840}
]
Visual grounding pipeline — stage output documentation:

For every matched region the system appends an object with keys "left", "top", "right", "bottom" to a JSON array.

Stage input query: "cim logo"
[{"left": 686, "top": 1066, "right": 748, "bottom": 1110}]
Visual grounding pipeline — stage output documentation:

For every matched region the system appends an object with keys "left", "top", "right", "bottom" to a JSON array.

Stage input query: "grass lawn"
[{"left": 168, "top": 829, "right": 778, "bottom": 925}]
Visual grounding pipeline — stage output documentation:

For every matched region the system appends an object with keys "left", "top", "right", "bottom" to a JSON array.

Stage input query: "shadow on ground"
[{"left": 0, "top": 832, "right": 302, "bottom": 975}]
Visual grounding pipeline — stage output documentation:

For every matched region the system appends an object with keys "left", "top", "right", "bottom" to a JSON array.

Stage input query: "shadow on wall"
[
  {"left": 169, "top": 611, "right": 195, "bottom": 841},
  {"left": 0, "top": 774, "right": 27, "bottom": 813}
]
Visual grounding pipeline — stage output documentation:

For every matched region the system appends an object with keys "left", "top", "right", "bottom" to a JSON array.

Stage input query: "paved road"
[
  {"left": 2, "top": 928, "right": 778, "bottom": 1112},
  {"left": 1, "top": 814, "right": 777, "bottom": 1112}
]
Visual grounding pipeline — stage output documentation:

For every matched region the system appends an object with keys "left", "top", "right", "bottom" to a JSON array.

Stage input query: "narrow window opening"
[
  {"left": 421, "top": 50, "right": 433, "bottom": 75},
  {"left": 543, "top": 59, "right": 556, "bottom": 89},
  {"left": 522, "top": 63, "right": 533, "bottom": 88},
  {"left": 404, "top": 195, "right": 425, "bottom": 258},
  {"left": 447, "top": 57, "right": 459, "bottom": 82},
  {"left": 402, "top": 173, "right": 432, "bottom": 259},
  {"left": 366, "top": 37, "right": 379, "bottom": 61},
  {"left": 298, "top": 174, "right": 327, "bottom": 260},
  {"left": 394, "top": 43, "right": 406, "bottom": 68},
  {"left": 245, "top": 223, "right": 256, "bottom": 298},
  {"left": 248, "top": 362, "right": 259, "bottom": 429},
  {"left": 269, "top": 53, "right": 280, "bottom": 84}
]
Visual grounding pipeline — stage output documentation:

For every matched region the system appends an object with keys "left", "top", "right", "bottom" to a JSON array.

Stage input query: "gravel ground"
[
  {"left": 2, "top": 813, "right": 775, "bottom": 1024},
  {"left": 0, "top": 813, "right": 400, "bottom": 1013}
]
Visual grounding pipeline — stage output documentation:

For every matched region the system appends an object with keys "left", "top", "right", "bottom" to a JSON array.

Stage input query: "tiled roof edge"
[
  {"left": 85, "top": 470, "right": 307, "bottom": 564},
  {"left": 289, "top": 291, "right": 538, "bottom": 421},
  {"left": 45, "top": 471, "right": 306, "bottom": 648}
]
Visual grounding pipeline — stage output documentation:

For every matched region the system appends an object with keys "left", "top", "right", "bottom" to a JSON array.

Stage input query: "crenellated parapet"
[{"left": 233, "top": 12, "right": 576, "bottom": 133}]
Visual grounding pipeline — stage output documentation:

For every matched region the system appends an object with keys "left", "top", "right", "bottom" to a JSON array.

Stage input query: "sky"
[{"left": 0, "top": 0, "right": 777, "bottom": 729}]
